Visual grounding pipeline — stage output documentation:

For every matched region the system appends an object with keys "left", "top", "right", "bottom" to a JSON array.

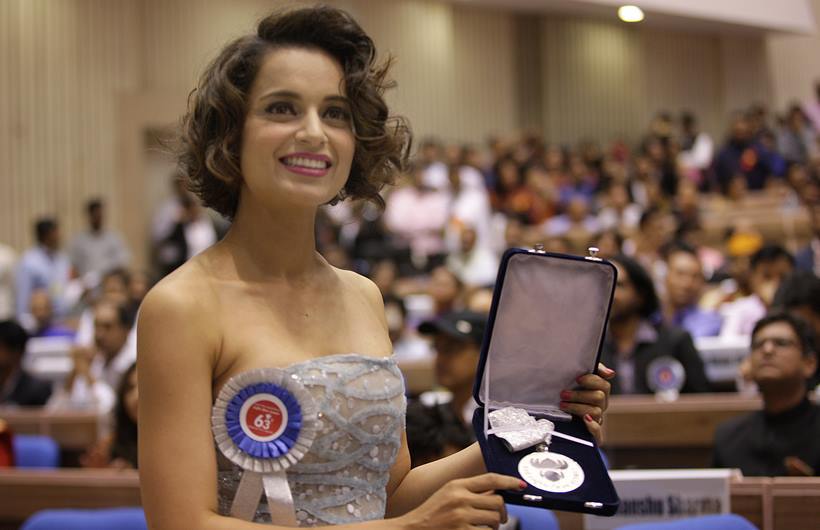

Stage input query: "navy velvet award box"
[{"left": 471, "top": 247, "right": 620, "bottom": 516}]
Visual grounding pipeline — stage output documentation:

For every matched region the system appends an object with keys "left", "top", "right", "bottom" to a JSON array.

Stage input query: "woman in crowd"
[
  {"left": 80, "top": 361, "right": 138, "bottom": 468},
  {"left": 137, "top": 6, "right": 613, "bottom": 529}
]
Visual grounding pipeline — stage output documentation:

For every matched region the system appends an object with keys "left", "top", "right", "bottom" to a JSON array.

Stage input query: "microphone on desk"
[{"left": 647, "top": 356, "right": 685, "bottom": 402}]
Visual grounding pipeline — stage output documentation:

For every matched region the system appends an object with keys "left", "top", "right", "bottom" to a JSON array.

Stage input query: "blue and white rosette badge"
[
  {"left": 647, "top": 356, "right": 686, "bottom": 402},
  {"left": 212, "top": 368, "right": 318, "bottom": 525}
]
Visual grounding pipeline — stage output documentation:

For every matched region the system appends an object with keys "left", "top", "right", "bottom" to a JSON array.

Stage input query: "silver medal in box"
[{"left": 472, "top": 247, "right": 620, "bottom": 516}]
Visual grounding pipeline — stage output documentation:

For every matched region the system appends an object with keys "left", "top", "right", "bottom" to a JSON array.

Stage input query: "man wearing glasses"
[{"left": 712, "top": 312, "right": 819, "bottom": 476}]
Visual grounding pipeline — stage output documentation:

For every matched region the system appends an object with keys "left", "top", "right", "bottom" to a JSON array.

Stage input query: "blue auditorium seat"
[
  {"left": 507, "top": 503, "right": 560, "bottom": 530},
  {"left": 616, "top": 513, "right": 758, "bottom": 530},
  {"left": 12, "top": 434, "right": 60, "bottom": 468},
  {"left": 21, "top": 508, "right": 147, "bottom": 530}
]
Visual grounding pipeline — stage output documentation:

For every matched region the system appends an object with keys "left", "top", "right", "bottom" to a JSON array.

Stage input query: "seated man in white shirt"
[
  {"left": 48, "top": 298, "right": 136, "bottom": 412},
  {"left": 446, "top": 225, "right": 499, "bottom": 288}
]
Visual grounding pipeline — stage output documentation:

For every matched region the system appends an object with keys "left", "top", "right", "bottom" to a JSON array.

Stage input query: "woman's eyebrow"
[
  {"left": 258, "top": 89, "right": 350, "bottom": 106},
  {"left": 325, "top": 95, "right": 351, "bottom": 106},
  {"left": 258, "top": 89, "right": 300, "bottom": 101}
]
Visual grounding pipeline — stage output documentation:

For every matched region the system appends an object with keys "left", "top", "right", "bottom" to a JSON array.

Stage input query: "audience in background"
[
  {"left": 25, "top": 289, "right": 75, "bottom": 338},
  {"left": 713, "top": 113, "right": 773, "bottom": 192},
  {"left": 68, "top": 198, "right": 130, "bottom": 282},
  {"left": 795, "top": 202, "right": 820, "bottom": 275},
  {"left": 0, "top": 320, "right": 52, "bottom": 406},
  {"left": 404, "top": 399, "right": 473, "bottom": 468},
  {"left": 777, "top": 105, "right": 816, "bottom": 165},
  {"left": 720, "top": 245, "right": 795, "bottom": 336},
  {"left": 48, "top": 299, "right": 136, "bottom": 412},
  {"left": 597, "top": 182, "right": 643, "bottom": 235},
  {"left": 678, "top": 111, "right": 714, "bottom": 185},
  {"left": 713, "top": 313, "right": 819, "bottom": 476},
  {"left": 773, "top": 272, "right": 820, "bottom": 340},
  {"left": 73, "top": 268, "right": 132, "bottom": 348},
  {"left": 383, "top": 162, "right": 449, "bottom": 265},
  {"left": 154, "top": 192, "right": 218, "bottom": 276},
  {"left": 662, "top": 243, "right": 722, "bottom": 338},
  {"left": 600, "top": 254, "right": 710, "bottom": 394},
  {"left": 80, "top": 362, "right": 139, "bottom": 469},
  {"left": 0, "top": 243, "right": 15, "bottom": 321},
  {"left": 384, "top": 295, "right": 431, "bottom": 363},
  {"left": 426, "top": 266, "right": 464, "bottom": 316},
  {"left": 418, "top": 310, "right": 487, "bottom": 426},
  {"left": 773, "top": 271, "right": 820, "bottom": 387},
  {"left": 802, "top": 82, "right": 820, "bottom": 132},
  {"left": 15, "top": 218, "right": 72, "bottom": 321},
  {"left": 445, "top": 225, "right": 499, "bottom": 288},
  {"left": 1, "top": 95, "right": 820, "bottom": 480}
]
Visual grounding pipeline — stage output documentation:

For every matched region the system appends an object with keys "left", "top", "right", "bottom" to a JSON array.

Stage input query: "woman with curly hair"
[{"left": 137, "top": 6, "right": 612, "bottom": 529}]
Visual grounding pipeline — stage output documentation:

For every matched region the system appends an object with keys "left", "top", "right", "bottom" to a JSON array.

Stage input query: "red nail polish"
[
  {"left": 560, "top": 390, "right": 572, "bottom": 400},
  {"left": 576, "top": 374, "right": 586, "bottom": 384},
  {"left": 559, "top": 401, "right": 569, "bottom": 409},
  {"left": 519, "top": 480, "right": 528, "bottom": 490},
  {"left": 584, "top": 414, "right": 594, "bottom": 422}
]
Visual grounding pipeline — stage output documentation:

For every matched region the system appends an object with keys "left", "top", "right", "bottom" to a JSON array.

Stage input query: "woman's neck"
[{"left": 220, "top": 192, "right": 322, "bottom": 280}]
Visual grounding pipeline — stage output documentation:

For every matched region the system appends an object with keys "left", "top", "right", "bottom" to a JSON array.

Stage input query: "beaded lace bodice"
[{"left": 216, "top": 354, "right": 406, "bottom": 526}]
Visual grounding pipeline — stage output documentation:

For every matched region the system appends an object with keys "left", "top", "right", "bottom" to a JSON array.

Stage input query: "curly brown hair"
[{"left": 177, "top": 6, "right": 412, "bottom": 219}]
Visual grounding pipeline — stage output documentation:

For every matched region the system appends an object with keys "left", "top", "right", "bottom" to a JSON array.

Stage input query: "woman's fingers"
[
  {"left": 462, "top": 473, "right": 524, "bottom": 493},
  {"left": 570, "top": 371, "right": 612, "bottom": 412},
  {"left": 472, "top": 492, "right": 507, "bottom": 521},
  {"left": 560, "top": 389, "right": 607, "bottom": 409},
  {"left": 583, "top": 413, "right": 604, "bottom": 444},
  {"left": 463, "top": 507, "right": 503, "bottom": 529},
  {"left": 558, "top": 400, "right": 603, "bottom": 423},
  {"left": 598, "top": 362, "right": 616, "bottom": 380}
]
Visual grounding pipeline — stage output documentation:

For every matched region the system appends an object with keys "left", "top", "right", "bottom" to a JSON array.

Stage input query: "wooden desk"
[
  {"left": 0, "top": 470, "right": 817, "bottom": 530},
  {"left": 602, "top": 394, "right": 762, "bottom": 469},
  {"left": 553, "top": 477, "right": 820, "bottom": 530},
  {"left": 0, "top": 407, "right": 101, "bottom": 451},
  {"left": 0, "top": 468, "right": 140, "bottom": 529}
]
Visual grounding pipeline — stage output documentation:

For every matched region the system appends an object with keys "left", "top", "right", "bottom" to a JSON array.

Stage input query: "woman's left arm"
[{"left": 385, "top": 364, "right": 615, "bottom": 516}]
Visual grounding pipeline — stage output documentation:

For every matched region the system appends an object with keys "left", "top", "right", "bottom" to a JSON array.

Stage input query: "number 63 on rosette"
[{"left": 212, "top": 368, "right": 318, "bottom": 525}]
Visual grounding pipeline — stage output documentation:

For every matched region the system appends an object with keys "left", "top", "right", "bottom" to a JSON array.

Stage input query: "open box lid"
[{"left": 473, "top": 248, "right": 617, "bottom": 415}]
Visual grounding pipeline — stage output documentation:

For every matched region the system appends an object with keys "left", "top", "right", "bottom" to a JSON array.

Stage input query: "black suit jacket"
[
  {"left": 1, "top": 371, "right": 53, "bottom": 406},
  {"left": 599, "top": 323, "right": 711, "bottom": 394}
]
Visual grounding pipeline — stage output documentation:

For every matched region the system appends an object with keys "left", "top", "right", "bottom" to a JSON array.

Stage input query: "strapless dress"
[{"left": 215, "top": 353, "right": 406, "bottom": 526}]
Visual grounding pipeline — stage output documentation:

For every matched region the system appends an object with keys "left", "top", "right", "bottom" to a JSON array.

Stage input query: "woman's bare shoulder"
[
  {"left": 333, "top": 267, "right": 387, "bottom": 325},
  {"left": 143, "top": 259, "right": 216, "bottom": 313},
  {"left": 334, "top": 267, "right": 382, "bottom": 303},
  {"left": 138, "top": 259, "right": 221, "bottom": 359}
]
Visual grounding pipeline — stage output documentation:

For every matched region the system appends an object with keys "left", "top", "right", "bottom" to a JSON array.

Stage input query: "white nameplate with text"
[{"left": 584, "top": 469, "right": 737, "bottom": 530}]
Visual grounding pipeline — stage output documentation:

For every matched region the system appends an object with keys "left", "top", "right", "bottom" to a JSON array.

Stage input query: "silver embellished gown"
[{"left": 216, "top": 354, "right": 406, "bottom": 526}]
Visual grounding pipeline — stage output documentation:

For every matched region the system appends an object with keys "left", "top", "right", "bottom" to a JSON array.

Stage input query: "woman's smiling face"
[{"left": 239, "top": 47, "right": 355, "bottom": 210}]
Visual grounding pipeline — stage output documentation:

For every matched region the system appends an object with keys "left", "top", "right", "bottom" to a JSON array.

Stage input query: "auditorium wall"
[
  {"left": 538, "top": 17, "right": 771, "bottom": 146},
  {"left": 766, "top": 0, "right": 820, "bottom": 112},
  {"left": 0, "top": 0, "right": 797, "bottom": 268}
]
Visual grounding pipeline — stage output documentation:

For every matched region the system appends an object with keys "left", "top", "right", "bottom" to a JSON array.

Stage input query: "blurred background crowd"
[{"left": 2, "top": 93, "right": 819, "bottom": 471}]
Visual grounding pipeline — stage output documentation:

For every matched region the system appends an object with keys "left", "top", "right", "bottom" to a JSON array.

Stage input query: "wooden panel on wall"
[
  {"left": 0, "top": 0, "right": 140, "bottom": 252},
  {"left": 719, "top": 34, "right": 772, "bottom": 116},
  {"left": 351, "top": 0, "right": 517, "bottom": 144},
  {"left": 541, "top": 16, "right": 644, "bottom": 145},
  {"left": 538, "top": 15, "right": 769, "bottom": 146},
  {"left": 766, "top": 0, "right": 820, "bottom": 113},
  {"left": 638, "top": 29, "right": 724, "bottom": 139}
]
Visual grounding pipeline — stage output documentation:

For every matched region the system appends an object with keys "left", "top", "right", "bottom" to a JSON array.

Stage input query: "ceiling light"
[{"left": 618, "top": 5, "right": 644, "bottom": 23}]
